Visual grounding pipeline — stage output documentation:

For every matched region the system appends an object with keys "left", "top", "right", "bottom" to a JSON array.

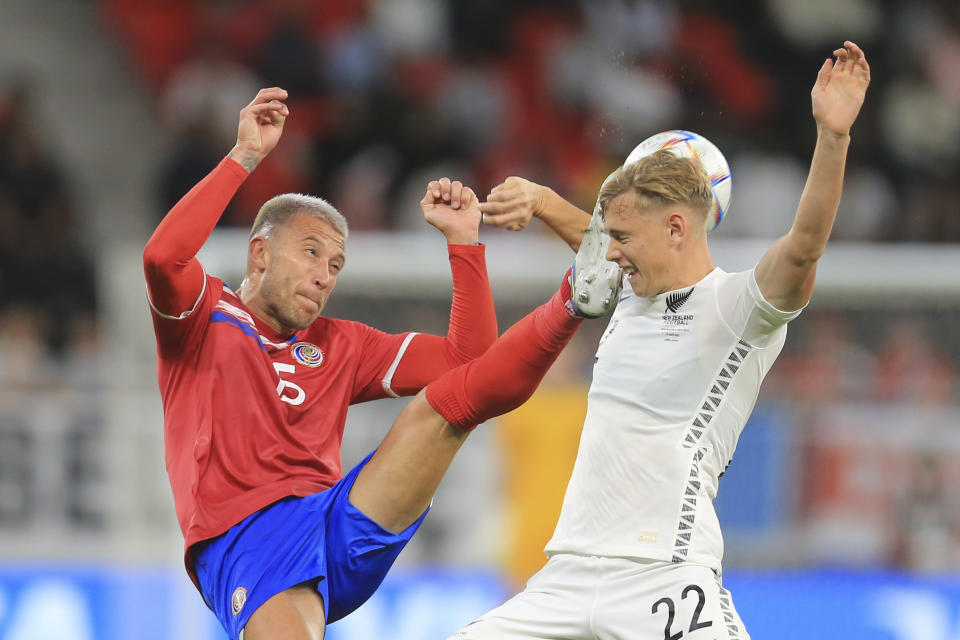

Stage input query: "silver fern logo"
[
  {"left": 666, "top": 287, "right": 694, "bottom": 313},
  {"left": 661, "top": 287, "right": 695, "bottom": 342}
]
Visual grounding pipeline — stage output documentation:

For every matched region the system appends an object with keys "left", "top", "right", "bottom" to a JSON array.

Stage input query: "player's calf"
[{"left": 426, "top": 270, "right": 585, "bottom": 430}]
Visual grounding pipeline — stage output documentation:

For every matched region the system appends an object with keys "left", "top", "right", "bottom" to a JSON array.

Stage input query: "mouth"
[
  {"left": 623, "top": 265, "right": 639, "bottom": 281},
  {"left": 297, "top": 293, "right": 322, "bottom": 311}
]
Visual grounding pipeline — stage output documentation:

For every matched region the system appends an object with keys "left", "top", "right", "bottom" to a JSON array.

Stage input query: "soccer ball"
[{"left": 624, "top": 130, "right": 732, "bottom": 234}]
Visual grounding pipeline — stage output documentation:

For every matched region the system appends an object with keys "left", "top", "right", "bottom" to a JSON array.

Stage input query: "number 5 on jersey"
[{"left": 273, "top": 362, "right": 306, "bottom": 406}]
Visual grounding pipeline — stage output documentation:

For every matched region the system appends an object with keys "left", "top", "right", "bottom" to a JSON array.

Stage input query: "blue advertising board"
[{"left": 2, "top": 565, "right": 960, "bottom": 639}]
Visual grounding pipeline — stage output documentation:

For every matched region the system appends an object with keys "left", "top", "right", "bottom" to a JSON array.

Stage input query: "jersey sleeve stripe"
[
  {"left": 380, "top": 333, "right": 419, "bottom": 398},
  {"left": 147, "top": 267, "right": 208, "bottom": 320}
]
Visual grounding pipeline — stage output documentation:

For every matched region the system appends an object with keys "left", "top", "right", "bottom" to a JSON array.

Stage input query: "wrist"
[
  {"left": 532, "top": 185, "right": 550, "bottom": 220},
  {"left": 444, "top": 232, "right": 480, "bottom": 245},
  {"left": 443, "top": 223, "right": 480, "bottom": 245},
  {"left": 228, "top": 146, "right": 265, "bottom": 173},
  {"left": 815, "top": 126, "right": 851, "bottom": 145}
]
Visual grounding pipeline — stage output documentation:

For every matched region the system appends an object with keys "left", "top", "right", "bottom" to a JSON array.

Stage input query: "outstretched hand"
[
  {"left": 421, "top": 177, "right": 481, "bottom": 245},
  {"left": 812, "top": 41, "right": 870, "bottom": 137},
  {"left": 479, "top": 176, "right": 544, "bottom": 232},
  {"left": 230, "top": 87, "right": 290, "bottom": 173}
]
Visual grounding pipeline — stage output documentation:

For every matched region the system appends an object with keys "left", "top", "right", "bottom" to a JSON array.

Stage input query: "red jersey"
[
  {"left": 143, "top": 157, "right": 497, "bottom": 581},
  {"left": 153, "top": 276, "right": 418, "bottom": 550}
]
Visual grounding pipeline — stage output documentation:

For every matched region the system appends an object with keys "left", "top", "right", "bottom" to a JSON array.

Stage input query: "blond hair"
[
  {"left": 250, "top": 193, "right": 348, "bottom": 241},
  {"left": 599, "top": 150, "right": 713, "bottom": 220}
]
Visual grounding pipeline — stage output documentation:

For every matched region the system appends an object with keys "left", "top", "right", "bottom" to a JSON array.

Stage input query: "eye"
[
  {"left": 330, "top": 262, "right": 343, "bottom": 274},
  {"left": 305, "top": 247, "right": 317, "bottom": 256}
]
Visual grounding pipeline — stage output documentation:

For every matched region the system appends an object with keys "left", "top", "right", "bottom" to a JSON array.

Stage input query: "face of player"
[
  {"left": 257, "top": 213, "right": 345, "bottom": 333},
  {"left": 603, "top": 191, "right": 678, "bottom": 298}
]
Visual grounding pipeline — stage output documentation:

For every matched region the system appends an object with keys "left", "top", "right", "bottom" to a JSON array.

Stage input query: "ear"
[
  {"left": 248, "top": 236, "right": 270, "bottom": 272},
  {"left": 666, "top": 211, "right": 687, "bottom": 242}
]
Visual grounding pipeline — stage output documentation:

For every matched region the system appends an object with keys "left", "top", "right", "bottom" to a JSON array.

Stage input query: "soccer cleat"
[{"left": 568, "top": 198, "right": 622, "bottom": 318}]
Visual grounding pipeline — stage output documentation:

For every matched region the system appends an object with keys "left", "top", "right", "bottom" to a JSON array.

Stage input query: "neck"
[
  {"left": 237, "top": 276, "right": 257, "bottom": 309},
  {"left": 667, "top": 243, "right": 714, "bottom": 291},
  {"left": 237, "top": 277, "right": 289, "bottom": 335}
]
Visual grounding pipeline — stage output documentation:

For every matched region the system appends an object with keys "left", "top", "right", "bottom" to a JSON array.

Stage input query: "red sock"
[{"left": 425, "top": 272, "right": 582, "bottom": 430}]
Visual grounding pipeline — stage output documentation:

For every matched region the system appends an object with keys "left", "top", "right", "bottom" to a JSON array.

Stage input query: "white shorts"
[{"left": 450, "top": 554, "right": 749, "bottom": 640}]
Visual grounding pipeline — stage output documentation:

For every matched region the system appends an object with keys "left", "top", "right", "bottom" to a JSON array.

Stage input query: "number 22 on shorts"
[{"left": 651, "top": 584, "right": 713, "bottom": 639}]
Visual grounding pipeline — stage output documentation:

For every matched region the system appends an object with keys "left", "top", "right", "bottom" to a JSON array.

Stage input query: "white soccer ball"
[{"left": 624, "top": 130, "right": 732, "bottom": 234}]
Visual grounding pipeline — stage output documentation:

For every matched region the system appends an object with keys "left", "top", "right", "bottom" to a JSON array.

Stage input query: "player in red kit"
[{"left": 144, "top": 88, "right": 601, "bottom": 639}]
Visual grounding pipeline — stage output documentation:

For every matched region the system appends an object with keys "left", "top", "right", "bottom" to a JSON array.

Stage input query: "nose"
[
  {"left": 313, "top": 262, "right": 333, "bottom": 289},
  {"left": 605, "top": 241, "right": 621, "bottom": 264}
]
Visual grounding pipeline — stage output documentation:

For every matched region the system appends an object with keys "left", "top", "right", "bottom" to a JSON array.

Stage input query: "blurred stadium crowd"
[
  {"left": 114, "top": 0, "right": 960, "bottom": 240},
  {"left": 1, "top": 0, "right": 960, "bottom": 582}
]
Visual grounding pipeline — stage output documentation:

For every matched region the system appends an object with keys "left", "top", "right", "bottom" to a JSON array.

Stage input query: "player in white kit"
[{"left": 461, "top": 41, "right": 870, "bottom": 639}]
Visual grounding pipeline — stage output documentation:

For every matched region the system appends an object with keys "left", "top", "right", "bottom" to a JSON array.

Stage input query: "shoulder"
[
  {"left": 310, "top": 316, "right": 369, "bottom": 334},
  {"left": 302, "top": 316, "right": 383, "bottom": 348},
  {"left": 707, "top": 267, "right": 755, "bottom": 299},
  {"left": 715, "top": 267, "right": 802, "bottom": 338}
]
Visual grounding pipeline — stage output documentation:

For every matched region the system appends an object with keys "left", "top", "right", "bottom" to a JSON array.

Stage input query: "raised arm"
[
  {"left": 480, "top": 176, "right": 591, "bottom": 251},
  {"left": 143, "top": 87, "right": 289, "bottom": 317},
  {"left": 388, "top": 178, "right": 499, "bottom": 393},
  {"left": 754, "top": 41, "right": 870, "bottom": 311}
]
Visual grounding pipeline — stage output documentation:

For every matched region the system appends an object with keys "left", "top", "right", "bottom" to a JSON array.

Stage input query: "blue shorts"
[{"left": 193, "top": 451, "right": 428, "bottom": 639}]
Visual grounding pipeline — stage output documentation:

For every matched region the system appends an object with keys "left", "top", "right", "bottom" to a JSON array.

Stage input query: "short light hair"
[
  {"left": 250, "top": 193, "right": 349, "bottom": 241},
  {"left": 598, "top": 150, "right": 713, "bottom": 220}
]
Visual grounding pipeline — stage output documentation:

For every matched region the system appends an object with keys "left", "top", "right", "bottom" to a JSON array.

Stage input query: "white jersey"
[{"left": 545, "top": 267, "right": 801, "bottom": 571}]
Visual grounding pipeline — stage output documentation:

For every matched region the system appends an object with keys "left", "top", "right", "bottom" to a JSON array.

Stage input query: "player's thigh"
[
  {"left": 450, "top": 555, "right": 594, "bottom": 640},
  {"left": 450, "top": 592, "right": 581, "bottom": 640},
  {"left": 598, "top": 562, "right": 749, "bottom": 640},
  {"left": 243, "top": 582, "right": 326, "bottom": 640}
]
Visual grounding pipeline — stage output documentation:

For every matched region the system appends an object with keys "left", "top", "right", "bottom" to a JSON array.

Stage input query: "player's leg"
[
  {"left": 193, "top": 492, "right": 341, "bottom": 640},
  {"left": 243, "top": 582, "right": 326, "bottom": 640},
  {"left": 448, "top": 554, "right": 594, "bottom": 639},
  {"left": 348, "top": 272, "right": 584, "bottom": 533},
  {"left": 714, "top": 579, "right": 750, "bottom": 640},
  {"left": 597, "top": 560, "right": 750, "bottom": 640}
]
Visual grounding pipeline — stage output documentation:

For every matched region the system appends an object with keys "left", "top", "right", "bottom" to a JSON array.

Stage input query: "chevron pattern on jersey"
[
  {"left": 671, "top": 446, "right": 706, "bottom": 563},
  {"left": 716, "top": 578, "right": 745, "bottom": 639},
  {"left": 671, "top": 338, "right": 755, "bottom": 564},
  {"left": 681, "top": 339, "right": 754, "bottom": 450}
]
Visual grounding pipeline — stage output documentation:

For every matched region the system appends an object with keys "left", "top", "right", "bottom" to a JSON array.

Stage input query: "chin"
[
  {"left": 295, "top": 315, "right": 318, "bottom": 331},
  {"left": 280, "top": 311, "right": 316, "bottom": 333}
]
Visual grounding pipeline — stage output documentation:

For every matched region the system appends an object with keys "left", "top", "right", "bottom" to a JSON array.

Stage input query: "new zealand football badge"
[
  {"left": 231, "top": 586, "right": 247, "bottom": 616},
  {"left": 660, "top": 287, "right": 695, "bottom": 342},
  {"left": 291, "top": 342, "right": 324, "bottom": 368}
]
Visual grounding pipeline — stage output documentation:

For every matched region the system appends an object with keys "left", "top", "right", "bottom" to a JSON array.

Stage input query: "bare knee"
[{"left": 243, "top": 582, "right": 325, "bottom": 640}]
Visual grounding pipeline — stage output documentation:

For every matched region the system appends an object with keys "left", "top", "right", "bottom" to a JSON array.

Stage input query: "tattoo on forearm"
[{"left": 228, "top": 148, "right": 262, "bottom": 173}]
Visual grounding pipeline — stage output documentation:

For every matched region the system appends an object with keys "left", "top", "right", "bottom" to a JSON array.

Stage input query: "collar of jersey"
[{"left": 218, "top": 286, "right": 300, "bottom": 350}]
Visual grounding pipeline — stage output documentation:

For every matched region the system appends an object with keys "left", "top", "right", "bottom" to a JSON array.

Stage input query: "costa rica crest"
[
  {"left": 291, "top": 342, "right": 324, "bottom": 368},
  {"left": 231, "top": 586, "right": 247, "bottom": 615}
]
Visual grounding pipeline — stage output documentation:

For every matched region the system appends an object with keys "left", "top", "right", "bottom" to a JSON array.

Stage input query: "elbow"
[
  {"left": 791, "top": 247, "right": 825, "bottom": 267},
  {"left": 472, "top": 327, "right": 499, "bottom": 361},
  {"left": 448, "top": 331, "right": 496, "bottom": 366},
  {"left": 142, "top": 242, "right": 161, "bottom": 273},
  {"left": 786, "top": 231, "right": 828, "bottom": 266},
  {"left": 142, "top": 238, "right": 171, "bottom": 278}
]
